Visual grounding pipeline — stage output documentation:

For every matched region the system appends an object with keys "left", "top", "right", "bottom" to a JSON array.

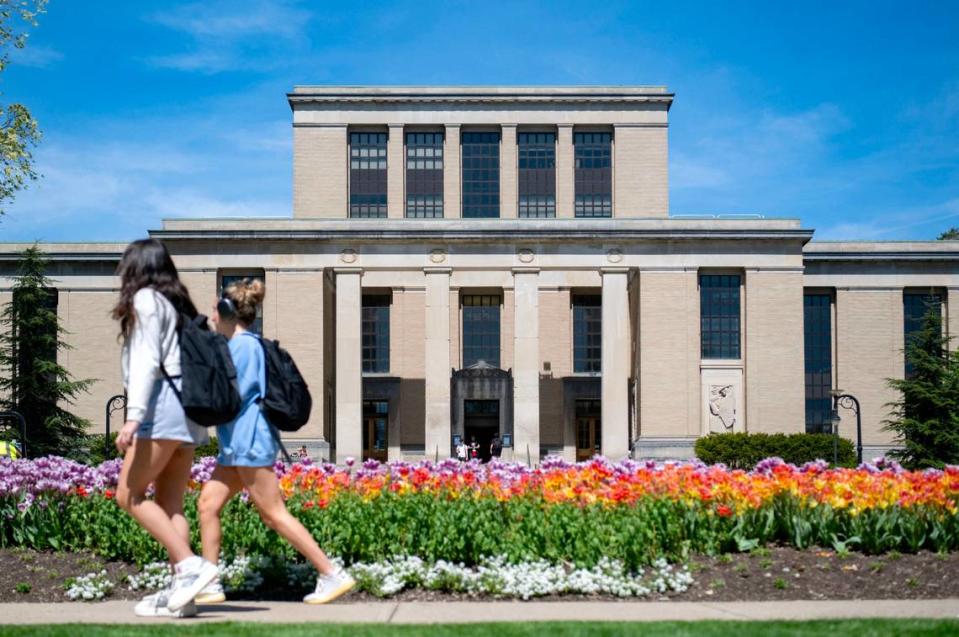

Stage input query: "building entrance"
[
  {"left": 464, "top": 399, "right": 499, "bottom": 462},
  {"left": 575, "top": 399, "right": 601, "bottom": 461},
  {"left": 362, "top": 400, "right": 388, "bottom": 462}
]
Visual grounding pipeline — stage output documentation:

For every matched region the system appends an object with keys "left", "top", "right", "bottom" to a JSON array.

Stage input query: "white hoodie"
[{"left": 120, "top": 288, "right": 181, "bottom": 423}]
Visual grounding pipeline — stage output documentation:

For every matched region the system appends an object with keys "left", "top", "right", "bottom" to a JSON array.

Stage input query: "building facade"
[{"left": 2, "top": 86, "right": 957, "bottom": 463}]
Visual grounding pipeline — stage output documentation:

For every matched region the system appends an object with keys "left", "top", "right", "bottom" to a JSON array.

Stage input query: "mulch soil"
[{"left": 2, "top": 546, "right": 958, "bottom": 604}]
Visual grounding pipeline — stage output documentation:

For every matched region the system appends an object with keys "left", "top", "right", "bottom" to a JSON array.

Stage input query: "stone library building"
[{"left": 2, "top": 86, "right": 957, "bottom": 463}]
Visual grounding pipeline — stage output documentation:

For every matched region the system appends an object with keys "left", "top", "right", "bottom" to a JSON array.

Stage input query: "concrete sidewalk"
[{"left": 1, "top": 599, "right": 958, "bottom": 625}]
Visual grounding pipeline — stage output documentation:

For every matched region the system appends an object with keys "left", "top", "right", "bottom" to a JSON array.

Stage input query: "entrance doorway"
[
  {"left": 575, "top": 399, "right": 601, "bottom": 461},
  {"left": 362, "top": 400, "right": 388, "bottom": 462},
  {"left": 464, "top": 399, "right": 499, "bottom": 462}
]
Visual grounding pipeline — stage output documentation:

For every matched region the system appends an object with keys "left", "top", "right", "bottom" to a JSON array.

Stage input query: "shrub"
[
  {"left": 81, "top": 434, "right": 218, "bottom": 466},
  {"left": 694, "top": 432, "right": 856, "bottom": 469},
  {"left": 192, "top": 436, "right": 219, "bottom": 460}
]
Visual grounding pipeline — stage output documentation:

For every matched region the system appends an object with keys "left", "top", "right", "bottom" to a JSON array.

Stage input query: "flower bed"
[{"left": 2, "top": 456, "right": 958, "bottom": 569}]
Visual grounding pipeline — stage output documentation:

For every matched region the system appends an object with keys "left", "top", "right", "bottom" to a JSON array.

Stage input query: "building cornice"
[
  {"left": 151, "top": 218, "right": 811, "bottom": 244},
  {"left": 287, "top": 86, "right": 674, "bottom": 108},
  {"left": 803, "top": 241, "right": 959, "bottom": 262},
  {"left": 0, "top": 249, "right": 123, "bottom": 262},
  {"left": 803, "top": 250, "right": 959, "bottom": 263}
]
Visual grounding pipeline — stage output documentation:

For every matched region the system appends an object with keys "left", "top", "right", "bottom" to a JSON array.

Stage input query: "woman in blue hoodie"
[{"left": 196, "top": 278, "right": 354, "bottom": 605}]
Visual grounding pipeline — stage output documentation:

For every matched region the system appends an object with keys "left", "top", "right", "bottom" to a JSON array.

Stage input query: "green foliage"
[
  {"left": 0, "top": 246, "right": 95, "bottom": 458},
  {"left": 694, "top": 433, "right": 856, "bottom": 469},
  {"left": 884, "top": 305, "right": 959, "bottom": 469},
  {"left": 81, "top": 435, "right": 218, "bottom": 466},
  {"left": 938, "top": 227, "right": 959, "bottom": 240},
  {"left": 3, "top": 489, "right": 958, "bottom": 569},
  {"left": 0, "top": 1, "right": 46, "bottom": 215},
  {"left": 192, "top": 436, "right": 219, "bottom": 460}
]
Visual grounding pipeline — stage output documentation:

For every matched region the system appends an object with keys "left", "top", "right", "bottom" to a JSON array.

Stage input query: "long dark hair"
[{"left": 112, "top": 238, "right": 197, "bottom": 339}]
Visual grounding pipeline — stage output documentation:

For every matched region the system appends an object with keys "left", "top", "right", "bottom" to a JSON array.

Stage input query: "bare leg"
[
  {"left": 238, "top": 466, "right": 336, "bottom": 576},
  {"left": 154, "top": 446, "right": 195, "bottom": 550},
  {"left": 116, "top": 439, "right": 196, "bottom": 564},
  {"left": 197, "top": 465, "right": 244, "bottom": 565}
]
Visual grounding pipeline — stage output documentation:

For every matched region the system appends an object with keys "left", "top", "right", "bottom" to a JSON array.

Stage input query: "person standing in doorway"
[
  {"left": 469, "top": 436, "right": 479, "bottom": 460},
  {"left": 112, "top": 239, "right": 218, "bottom": 618},
  {"left": 455, "top": 439, "right": 468, "bottom": 462},
  {"left": 196, "top": 279, "right": 355, "bottom": 605},
  {"left": 490, "top": 435, "right": 503, "bottom": 461}
]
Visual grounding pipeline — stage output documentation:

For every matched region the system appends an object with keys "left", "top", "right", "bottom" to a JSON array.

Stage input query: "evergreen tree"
[
  {"left": 0, "top": 245, "right": 94, "bottom": 457},
  {"left": 938, "top": 227, "right": 959, "bottom": 240},
  {"left": 883, "top": 303, "right": 959, "bottom": 469}
]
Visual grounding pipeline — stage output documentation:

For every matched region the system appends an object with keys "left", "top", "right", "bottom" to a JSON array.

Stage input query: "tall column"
[
  {"left": 334, "top": 268, "right": 363, "bottom": 463},
  {"left": 556, "top": 125, "right": 574, "bottom": 218},
  {"left": 500, "top": 125, "right": 517, "bottom": 218},
  {"left": 513, "top": 268, "right": 540, "bottom": 465},
  {"left": 948, "top": 287, "right": 959, "bottom": 349},
  {"left": 444, "top": 125, "right": 461, "bottom": 218},
  {"left": 387, "top": 125, "right": 405, "bottom": 219},
  {"left": 601, "top": 268, "right": 631, "bottom": 459},
  {"left": 424, "top": 267, "right": 452, "bottom": 460}
]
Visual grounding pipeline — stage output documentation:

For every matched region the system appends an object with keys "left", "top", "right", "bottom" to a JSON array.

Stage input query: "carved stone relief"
[
  {"left": 701, "top": 367, "right": 744, "bottom": 435},
  {"left": 707, "top": 384, "right": 737, "bottom": 433}
]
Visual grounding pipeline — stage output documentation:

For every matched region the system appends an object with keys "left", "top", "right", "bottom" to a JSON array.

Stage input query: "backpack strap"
[
  {"left": 159, "top": 361, "right": 183, "bottom": 405},
  {"left": 255, "top": 336, "right": 292, "bottom": 464},
  {"left": 156, "top": 295, "right": 183, "bottom": 406}
]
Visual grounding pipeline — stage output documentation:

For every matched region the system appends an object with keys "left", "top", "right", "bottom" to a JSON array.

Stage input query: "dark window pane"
[
  {"left": 574, "top": 132, "right": 612, "bottom": 218},
  {"left": 518, "top": 132, "right": 556, "bottom": 218},
  {"left": 700, "top": 275, "right": 740, "bottom": 359},
  {"left": 904, "top": 292, "right": 942, "bottom": 378},
  {"left": 804, "top": 294, "right": 832, "bottom": 433},
  {"left": 362, "top": 295, "right": 390, "bottom": 373},
  {"left": 573, "top": 294, "right": 602, "bottom": 373},
  {"left": 462, "top": 132, "right": 500, "bottom": 218},
  {"left": 462, "top": 294, "right": 501, "bottom": 367},
  {"left": 221, "top": 273, "right": 265, "bottom": 334},
  {"left": 405, "top": 131, "right": 444, "bottom": 218},
  {"left": 350, "top": 132, "right": 388, "bottom": 218}
]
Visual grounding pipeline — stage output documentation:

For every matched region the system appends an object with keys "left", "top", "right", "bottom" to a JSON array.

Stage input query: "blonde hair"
[{"left": 224, "top": 278, "right": 265, "bottom": 326}]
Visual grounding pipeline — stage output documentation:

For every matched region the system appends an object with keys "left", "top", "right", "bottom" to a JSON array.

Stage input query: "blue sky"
[{"left": 1, "top": 0, "right": 957, "bottom": 242}]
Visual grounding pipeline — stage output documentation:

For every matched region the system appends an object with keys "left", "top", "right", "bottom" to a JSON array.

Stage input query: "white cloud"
[
  {"left": 816, "top": 198, "right": 959, "bottom": 240},
  {"left": 0, "top": 107, "right": 291, "bottom": 241},
  {"left": 10, "top": 44, "right": 63, "bottom": 68},
  {"left": 145, "top": 0, "right": 311, "bottom": 73}
]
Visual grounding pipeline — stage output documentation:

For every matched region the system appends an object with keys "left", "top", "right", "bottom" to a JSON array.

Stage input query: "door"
[
  {"left": 464, "top": 399, "right": 499, "bottom": 462},
  {"left": 575, "top": 399, "right": 601, "bottom": 461},
  {"left": 362, "top": 400, "right": 388, "bottom": 462}
]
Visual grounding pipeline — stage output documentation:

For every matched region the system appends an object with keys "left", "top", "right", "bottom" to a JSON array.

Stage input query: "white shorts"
[{"left": 136, "top": 378, "right": 209, "bottom": 447}]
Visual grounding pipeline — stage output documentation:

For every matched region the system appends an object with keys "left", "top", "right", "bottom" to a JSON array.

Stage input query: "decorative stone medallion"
[
  {"left": 339, "top": 248, "right": 358, "bottom": 264},
  {"left": 517, "top": 248, "right": 535, "bottom": 264},
  {"left": 429, "top": 248, "right": 447, "bottom": 264},
  {"left": 606, "top": 248, "right": 623, "bottom": 264}
]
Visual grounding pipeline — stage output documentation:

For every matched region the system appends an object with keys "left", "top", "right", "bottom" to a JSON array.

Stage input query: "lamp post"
[
  {"left": 831, "top": 389, "right": 863, "bottom": 465},
  {"left": 829, "top": 407, "right": 841, "bottom": 466},
  {"left": 104, "top": 394, "right": 127, "bottom": 458}
]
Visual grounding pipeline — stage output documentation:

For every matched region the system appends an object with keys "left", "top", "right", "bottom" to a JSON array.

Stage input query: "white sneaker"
[
  {"left": 303, "top": 568, "right": 356, "bottom": 604},
  {"left": 195, "top": 579, "right": 226, "bottom": 604},
  {"left": 167, "top": 558, "right": 219, "bottom": 612},
  {"left": 134, "top": 589, "right": 197, "bottom": 618}
]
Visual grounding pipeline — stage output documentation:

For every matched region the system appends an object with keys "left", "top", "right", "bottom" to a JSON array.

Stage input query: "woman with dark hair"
[
  {"left": 112, "top": 239, "right": 218, "bottom": 618},
  {"left": 195, "top": 278, "right": 355, "bottom": 605}
]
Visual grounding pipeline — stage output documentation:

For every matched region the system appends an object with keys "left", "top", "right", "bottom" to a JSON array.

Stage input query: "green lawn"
[{"left": 2, "top": 621, "right": 959, "bottom": 637}]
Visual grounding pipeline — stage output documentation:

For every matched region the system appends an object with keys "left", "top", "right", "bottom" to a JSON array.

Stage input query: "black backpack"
[
  {"left": 162, "top": 314, "right": 242, "bottom": 427},
  {"left": 257, "top": 338, "right": 312, "bottom": 432}
]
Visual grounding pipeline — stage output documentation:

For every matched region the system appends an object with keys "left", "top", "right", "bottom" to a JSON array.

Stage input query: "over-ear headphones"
[{"left": 217, "top": 294, "right": 236, "bottom": 319}]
